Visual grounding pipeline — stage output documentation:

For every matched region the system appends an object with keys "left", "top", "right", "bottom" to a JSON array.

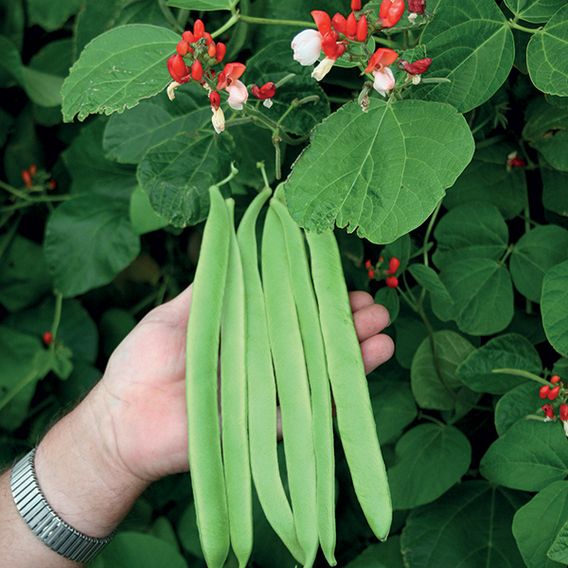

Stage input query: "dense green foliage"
[{"left": 1, "top": 0, "right": 568, "bottom": 566}]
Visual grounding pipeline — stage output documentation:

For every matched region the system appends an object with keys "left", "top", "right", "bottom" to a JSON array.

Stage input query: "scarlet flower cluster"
[
  {"left": 166, "top": 19, "right": 277, "bottom": 134},
  {"left": 506, "top": 151, "right": 527, "bottom": 169},
  {"left": 20, "top": 164, "right": 56, "bottom": 190},
  {"left": 538, "top": 375, "right": 568, "bottom": 435},
  {"left": 365, "top": 256, "right": 400, "bottom": 288}
]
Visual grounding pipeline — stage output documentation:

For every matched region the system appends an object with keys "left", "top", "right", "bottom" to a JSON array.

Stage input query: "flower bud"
[
  {"left": 551, "top": 375, "right": 562, "bottom": 384},
  {"left": 386, "top": 276, "right": 399, "bottom": 288},
  {"left": 42, "top": 331, "right": 53, "bottom": 346},
  {"left": 193, "top": 19, "right": 205, "bottom": 39},
  {"left": 346, "top": 12, "right": 357, "bottom": 38},
  {"left": 291, "top": 29, "right": 323, "bottom": 66},
  {"left": 182, "top": 30, "right": 195, "bottom": 43},
  {"left": 540, "top": 385, "right": 551, "bottom": 399},
  {"left": 542, "top": 404, "right": 555, "bottom": 420},
  {"left": 388, "top": 257, "right": 400, "bottom": 274},
  {"left": 408, "top": 0, "right": 426, "bottom": 14},
  {"left": 215, "top": 42, "right": 227, "bottom": 62},
  {"left": 177, "top": 40, "right": 189, "bottom": 56},
  {"left": 548, "top": 385, "right": 561, "bottom": 401},
  {"left": 191, "top": 59, "right": 203, "bottom": 81},
  {"left": 332, "top": 13, "right": 347, "bottom": 34},
  {"left": 356, "top": 15, "right": 368, "bottom": 42},
  {"left": 560, "top": 404, "right": 568, "bottom": 422}
]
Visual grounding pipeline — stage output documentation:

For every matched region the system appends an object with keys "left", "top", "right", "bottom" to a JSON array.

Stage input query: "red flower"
[
  {"left": 551, "top": 375, "right": 562, "bottom": 384},
  {"left": 365, "top": 47, "right": 399, "bottom": 73},
  {"left": 539, "top": 385, "right": 551, "bottom": 399},
  {"left": 217, "top": 62, "right": 246, "bottom": 89},
  {"left": 408, "top": 0, "right": 425, "bottom": 14},
  {"left": 507, "top": 152, "right": 526, "bottom": 168},
  {"left": 560, "top": 404, "right": 568, "bottom": 422},
  {"left": 21, "top": 169, "right": 33, "bottom": 188},
  {"left": 191, "top": 59, "right": 203, "bottom": 81},
  {"left": 379, "top": 0, "right": 405, "bottom": 28},
  {"left": 331, "top": 13, "right": 347, "bottom": 34},
  {"left": 401, "top": 58, "right": 432, "bottom": 76},
  {"left": 251, "top": 82, "right": 276, "bottom": 100},
  {"left": 351, "top": 0, "right": 362, "bottom": 10},
  {"left": 386, "top": 276, "right": 399, "bottom": 288},
  {"left": 548, "top": 385, "right": 561, "bottom": 401},
  {"left": 346, "top": 12, "right": 357, "bottom": 37},
  {"left": 193, "top": 19, "right": 205, "bottom": 40},
  {"left": 356, "top": 16, "right": 368, "bottom": 42},
  {"left": 365, "top": 259, "right": 373, "bottom": 270},
  {"left": 542, "top": 404, "right": 555, "bottom": 419},
  {"left": 215, "top": 42, "right": 227, "bottom": 62},
  {"left": 209, "top": 91, "right": 221, "bottom": 110},
  {"left": 388, "top": 257, "right": 400, "bottom": 274},
  {"left": 42, "top": 331, "right": 53, "bottom": 346},
  {"left": 368, "top": 269, "right": 375, "bottom": 279},
  {"left": 311, "top": 10, "right": 332, "bottom": 35},
  {"left": 167, "top": 54, "right": 190, "bottom": 83},
  {"left": 176, "top": 40, "right": 189, "bottom": 56}
]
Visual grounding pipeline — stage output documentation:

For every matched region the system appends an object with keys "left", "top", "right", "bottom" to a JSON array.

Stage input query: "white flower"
[
  {"left": 166, "top": 81, "right": 181, "bottom": 101},
  {"left": 226, "top": 80, "right": 248, "bottom": 110},
  {"left": 372, "top": 67, "right": 395, "bottom": 97},
  {"left": 263, "top": 98, "right": 273, "bottom": 109},
  {"left": 312, "top": 57, "right": 335, "bottom": 81},
  {"left": 211, "top": 107, "right": 225, "bottom": 134},
  {"left": 291, "top": 29, "right": 322, "bottom": 66}
]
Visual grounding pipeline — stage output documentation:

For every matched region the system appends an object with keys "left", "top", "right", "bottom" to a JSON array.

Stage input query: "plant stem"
[
  {"left": 256, "top": 162, "right": 271, "bottom": 190},
  {"left": 492, "top": 368, "right": 548, "bottom": 386},
  {"left": 0, "top": 180, "right": 32, "bottom": 201},
  {"left": 419, "top": 413, "right": 446, "bottom": 427},
  {"left": 508, "top": 20, "right": 541, "bottom": 34},
  {"left": 50, "top": 292, "right": 63, "bottom": 347},
  {"left": 423, "top": 201, "right": 442, "bottom": 268},
  {"left": 211, "top": 12, "right": 240, "bottom": 38},
  {"left": 239, "top": 14, "right": 315, "bottom": 28},
  {"left": 0, "top": 195, "right": 73, "bottom": 213},
  {"left": 499, "top": 244, "right": 514, "bottom": 266}
]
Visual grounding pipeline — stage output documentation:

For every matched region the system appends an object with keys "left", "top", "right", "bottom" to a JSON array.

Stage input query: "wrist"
[{"left": 34, "top": 388, "right": 149, "bottom": 538}]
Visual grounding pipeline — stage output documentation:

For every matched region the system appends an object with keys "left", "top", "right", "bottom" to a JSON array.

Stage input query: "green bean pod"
[
  {"left": 270, "top": 197, "right": 337, "bottom": 566},
  {"left": 262, "top": 207, "right": 319, "bottom": 567},
  {"left": 236, "top": 188, "right": 305, "bottom": 564},
  {"left": 221, "top": 199, "right": 253, "bottom": 568},
  {"left": 306, "top": 229, "right": 392, "bottom": 541},
  {"left": 186, "top": 185, "right": 231, "bottom": 568}
]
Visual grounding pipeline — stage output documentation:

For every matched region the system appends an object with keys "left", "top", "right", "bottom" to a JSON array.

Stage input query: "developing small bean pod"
[
  {"left": 262, "top": 207, "right": 319, "bottom": 567},
  {"left": 236, "top": 188, "right": 305, "bottom": 565},
  {"left": 306, "top": 229, "right": 393, "bottom": 541},
  {"left": 185, "top": 185, "right": 231, "bottom": 568},
  {"left": 221, "top": 199, "right": 253, "bottom": 568},
  {"left": 271, "top": 196, "right": 337, "bottom": 566}
]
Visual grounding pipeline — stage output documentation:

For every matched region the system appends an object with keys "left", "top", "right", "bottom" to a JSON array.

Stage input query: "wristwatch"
[{"left": 10, "top": 449, "right": 114, "bottom": 563}]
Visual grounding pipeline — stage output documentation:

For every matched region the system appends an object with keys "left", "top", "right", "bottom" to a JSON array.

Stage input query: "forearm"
[{"left": 0, "top": 388, "right": 149, "bottom": 567}]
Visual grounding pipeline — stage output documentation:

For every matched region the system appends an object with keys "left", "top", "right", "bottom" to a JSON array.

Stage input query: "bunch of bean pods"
[{"left": 185, "top": 184, "right": 392, "bottom": 568}]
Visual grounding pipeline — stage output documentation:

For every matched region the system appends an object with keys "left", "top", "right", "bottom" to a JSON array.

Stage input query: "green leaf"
[
  {"left": 0, "top": 235, "right": 52, "bottom": 312},
  {"left": 369, "top": 376, "right": 417, "bottom": 445},
  {"left": 388, "top": 424, "right": 471, "bottom": 510},
  {"left": 436, "top": 258, "right": 514, "bottom": 336},
  {"left": 457, "top": 333, "right": 542, "bottom": 394},
  {"left": 513, "top": 481, "right": 568, "bottom": 568},
  {"left": 542, "top": 167, "right": 568, "bottom": 217},
  {"left": 0, "top": 326, "right": 48, "bottom": 430},
  {"left": 433, "top": 203, "right": 509, "bottom": 267},
  {"left": 27, "top": 0, "right": 82, "bottom": 31},
  {"left": 285, "top": 99, "right": 474, "bottom": 244},
  {"left": 374, "top": 287, "right": 400, "bottom": 324},
  {"left": 411, "top": 330, "right": 476, "bottom": 411},
  {"left": 408, "top": 264, "right": 453, "bottom": 307},
  {"left": 345, "top": 536, "right": 403, "bottom": 568},
  {"left": 402, "top": 481, "right": 525, "bottom": 568},
  {"left": 63, "top": 119, "right": 137, "bottom": 197},
  {"left": 395, "top": 315, "right": 428, "bottom": 369},
  {"left": 527, "top": 4, "right": 568, "bottom": 96},
  {"left": 61, "top": 24, "right": 180, "bottom": 122},
  {"left": 91, "top": 531, "right": 188, "bottom": 568},
  {"left": 166, "top": 0, "right": 233, "bottom": 10},
  {"left": 5, "top": 297, "right": 99, "bottom": 364},
  {"left": 480, "top": 420, "right": 568, "bottom": 491},
  {"left": 523, "top": 100, "right": 568, "bottom": 171},
  {"left": 443, "top": 143, "right": 527, "bottom": 218},
  {"left": 510, "top": 224, "right": 568, "bottom": 302},
  {"left": 130, "top": 186, "right": 168, "bottom": 235},
  {"left": 504, "top": 0, "right": 567, "bottom": 23},
  {"left": 542, "top": 259, "right": 568, "bottom": 356},
  {"left": 495, "top": 382, "right": 541, "bottom": 436},
  {"left": 137, "top": 130, "right": 231, "bottom": 227},
  {"left": 103, "top": 98, "right": 210, "bottom": 164},
  {"left": 417, "top": 0, "right": 515, "bottom": 112},
  {"left": 548, "top": 521, "right": 568, "bottom": 563},
  {"left": 44, "top": 195, "right": 141, "bottom": 297}
]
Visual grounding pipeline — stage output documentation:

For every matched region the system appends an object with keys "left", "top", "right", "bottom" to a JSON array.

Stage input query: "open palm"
[{"left": 95, "top": 285, "right": 394, "bottom": 482}]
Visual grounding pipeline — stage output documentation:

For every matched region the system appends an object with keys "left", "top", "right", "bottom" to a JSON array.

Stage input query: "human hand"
[{"left": 90, "top": 285, "right": 394, "bottom": 484}]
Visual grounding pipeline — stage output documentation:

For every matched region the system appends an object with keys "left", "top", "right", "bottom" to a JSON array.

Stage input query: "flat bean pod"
[
  {"left": 306, "top": 230, "right": 392, "bottom": 541},
  {"left": 271, "top": 197, "right": 337, "bottom": 566},
  {"left": 221, "top": 199, "right": 253, "bottom": 568},
  {"left": 236, "top": 188, "right": 305, "bottom": 564},
  {"left": 185, "top": 185, "right": 231, "bottom": 568},
  {"left": 262, "top": 207, "right": 319, "bottom": 568}
]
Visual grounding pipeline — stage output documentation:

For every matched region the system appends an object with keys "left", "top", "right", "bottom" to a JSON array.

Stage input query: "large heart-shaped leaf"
[
  {"left": 417, "top": 0, "right": 515, "bottom": 112},
  {"left": 61, "top": 24, "right": 179, "bottom": 122},
  {"left": 527, "top": 4, "right": 568, "bottom": 96},
  {"left": 513, "top": 481, "right": 568, "bottom": 568},
  {"left": 510, "top": 224, "right": 568, "bottom": 302},
  {"left": 285, "top": 99, "right": 474, "bottom": 244},
  {"left": 480, "top": 420, "right": 568, "bottom": 491},
  {"left": 402, "top": 481, "right": 525, "bottom": 568},
  {"left": 541, "top": 259, "right": 568, "bottom": 356},
  {"left": 44, "top": 194, "right": 141, "bottom": 297},
  {"left": 388, "top": 424, "right": 471, "bottom": 510},
  {"left": 137, "top": 130, "right": 231, "bottom": 227},
  {"left": 457, "top": 333, "right": 542, "bottom": 394},
  {"left": 504, "top": 0, "right": 566, "bottom": 23},
  {"left": 410, "top": 330, "right": 476, "bottom": 411},
  {"left": 542, "top": 167, "right": 568, "bottom": 217}
]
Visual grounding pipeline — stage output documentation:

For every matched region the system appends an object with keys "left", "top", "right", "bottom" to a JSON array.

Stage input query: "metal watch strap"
[{"left": 10, "top": 449, "right": 114, "bottom": 563}]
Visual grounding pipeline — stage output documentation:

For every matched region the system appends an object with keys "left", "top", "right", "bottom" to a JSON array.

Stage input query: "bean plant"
[{"left": 0, "top": 0, "right": 568, "bottom": 566}]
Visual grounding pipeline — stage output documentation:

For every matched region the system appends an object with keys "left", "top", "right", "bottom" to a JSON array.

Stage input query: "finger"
[
  {"left": 353, "top": 303, "right": 390, "bottom": 342},
  {"left": 361, "top": 334, "right": 395, "bottom": 374},
  {"left": 144, "top": 284, "right": 193, "bottom": 327},
  {"left": 349, "top": 291, "right": 374, "bottom": 313}
]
